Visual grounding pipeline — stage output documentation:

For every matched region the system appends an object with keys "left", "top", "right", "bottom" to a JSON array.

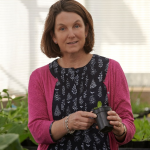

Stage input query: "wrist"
[
  {"left": 114, "top": 123, "right": 127, "bottom": 137},
  {"left": 64, "top": 114, "right": 75, "bottom": 134}
]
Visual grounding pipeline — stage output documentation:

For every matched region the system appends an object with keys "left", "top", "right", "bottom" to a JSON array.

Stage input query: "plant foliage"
[
  {"left": 0, "top": 134, "right": 23, "bottom": 150},
  {"left": 93, "top": 101, "right": 102, "bottom": 110},
  {"left": 132, "top": 116, "right": 150, "bottom": 141},
  {"left": 0, "top": 89, "right": 38, "bottom": 149}
]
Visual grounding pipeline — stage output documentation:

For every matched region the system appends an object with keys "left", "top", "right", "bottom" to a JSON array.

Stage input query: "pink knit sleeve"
[
  {"left": 105, "top": 59, "right": 135, "bottom": 147},
  {"left": 28, "top": 69, "right": 55, "bottom": 145}
]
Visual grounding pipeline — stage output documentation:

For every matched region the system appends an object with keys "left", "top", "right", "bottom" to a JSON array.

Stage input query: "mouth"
[{"left": 67, "top": 41, "right": 78, "bottom": 44}]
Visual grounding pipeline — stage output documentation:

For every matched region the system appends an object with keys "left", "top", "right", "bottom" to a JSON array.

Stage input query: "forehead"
[{"left": 55, "top": 11, "right": 84, "bottom": 25}]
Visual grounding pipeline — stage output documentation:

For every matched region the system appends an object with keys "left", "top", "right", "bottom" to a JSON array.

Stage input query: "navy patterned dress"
[{"left": 48, "top": 54, "right": 111, "bottom": 150}]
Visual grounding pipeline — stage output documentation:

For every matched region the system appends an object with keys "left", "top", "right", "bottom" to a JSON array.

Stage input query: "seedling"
[{"left": 93, "top": 101, "right": 102, "bottom": 110}]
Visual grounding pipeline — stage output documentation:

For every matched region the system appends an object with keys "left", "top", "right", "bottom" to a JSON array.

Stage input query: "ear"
[
  {"left": 85, "top": 23, "right": 89, "bottom": 37},
  {"left": 50, "top": 31, "right": 57, "bottom": 44}
]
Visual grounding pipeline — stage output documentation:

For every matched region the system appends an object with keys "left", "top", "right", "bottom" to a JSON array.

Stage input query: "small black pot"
[{"left": 93, "top": 106, "right": 113, "bottom": 133}]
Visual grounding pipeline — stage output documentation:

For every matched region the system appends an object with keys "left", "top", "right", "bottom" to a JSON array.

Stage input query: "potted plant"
[
  {"left": 93, "top": 101, "right": 113, "bottom": 133},
  {"left": 119, "top": 116, "right": 150, "bottom": 149},
  {"left": 0, "top": 89, "right": 38, "bottom": 150}
]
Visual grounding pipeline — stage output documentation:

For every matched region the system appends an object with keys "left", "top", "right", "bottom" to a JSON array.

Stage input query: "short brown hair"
[{"left": 41, "top": 0, "right": 95, "bottom": 58}]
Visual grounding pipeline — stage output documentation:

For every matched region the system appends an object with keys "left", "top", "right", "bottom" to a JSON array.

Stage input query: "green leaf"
[
  {"left": 0, "top": 116, "right": 7, "bottom": 128},
  {"left": 93, "top": 107, "right": 98, "bottom": 110},
  {"left": 133, "top": 117, "right": 150, "bottom": 141},
  {"left": 0, "top": 124, "right": 13, "bottom": 134},
  {"left": 133, "top": 114, "right": 139, "bottom": 118},
  {"left": 2, "top": 89, "right": 8, "bottom": 93},
  {"left": 134, "top": 130, "right": 144, "bottom": 141},
  {"left": 12, "top": 96, "right": 24, "bottom": 101},
  {"left": 97, "top": 101, "right": 102, "bottom": 108},
  {"left": 0, "top": 134, "right": 23, "bottom": 150},
  {"left": 7, "top": 123, "right": 26, "bottom": 135},
  {"left": 19, "top": 133, "right": 30, "bottom": 143}
]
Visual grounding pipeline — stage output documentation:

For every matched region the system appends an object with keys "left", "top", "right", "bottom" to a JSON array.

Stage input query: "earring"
[
  {"left": 85, "top": 34, "right": 87, "bottom": 38},
  {"left": 54, "top": 41, "right": 57, "bottom": 44}
]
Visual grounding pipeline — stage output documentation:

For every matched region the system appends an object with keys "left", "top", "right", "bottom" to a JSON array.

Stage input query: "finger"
[
  {"left": 81, "top": 111, "right": 97, "bottom": 118},
  {"left": 79, "top": 117, "right": 95, "bottom": 124},
  {"left": 107, "top": 115, "right": 121, "bottom": 121},
  {"left": 74, "top": 121, "right": 94, "bottom": 130},
  {"left": 95, "top": 125, "right": 99, "bottom": 130},
  {"left": 109, "top": 120, "right": 122, "bottom": 127},
  {"left": 107, "top": 111, "right": 118, "bottom": 116}
]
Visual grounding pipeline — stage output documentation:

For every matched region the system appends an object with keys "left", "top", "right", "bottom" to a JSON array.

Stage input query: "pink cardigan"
[{"left": 28, "top": 59, "right": 135, "bottom": 150}]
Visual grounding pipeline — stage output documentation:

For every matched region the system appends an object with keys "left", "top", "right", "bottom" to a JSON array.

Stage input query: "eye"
[
  {"left": 74, "top": 24, "right": 80, "bottom": 28},
  {"left": 60, "top": 27, "right": 65, "bottom": 31}
]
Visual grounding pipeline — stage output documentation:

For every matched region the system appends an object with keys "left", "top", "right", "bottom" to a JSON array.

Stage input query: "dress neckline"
[{"left": 55, "top": 54, "right": 95, "bottom": 70}]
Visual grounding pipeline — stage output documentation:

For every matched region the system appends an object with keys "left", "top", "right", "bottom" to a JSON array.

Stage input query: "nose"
[{"left": 68, "top": 29, "right": 75, "bottom": 39}]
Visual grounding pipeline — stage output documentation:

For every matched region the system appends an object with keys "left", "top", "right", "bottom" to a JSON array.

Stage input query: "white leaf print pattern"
[
  {"left": 68, "top": 68, "right": 74, "bottom": 80},
  {"left": 62, "top": 86, "right": 65, "bottom": 95},
  {"left": 91, "top": 68, "right": 97, "bottom": 75},
  {"left": 67, "top": 93, "right": 72, "bottom": 103},
  {"left": 66, "top": 140, "right": 72, "bottom": 150},
  {"left": 85, "top": 75, "right": 88, "bottom": 86},
  {"left": 83, "top": 90, "right": 87, "bottom": 98},
  {"left": 74, "top": 74, "right": 79, "bottom": 85},
  {"left": 104, "top": 94, "right": 108, "bottom": 105},
  {"left": 80, "top": 82, "right": 84, "bottom": 93},
  {"left": 54, "top": 68, "right": 58, "bottom": 73},
  {"left": 72, "top": 98, "right": 77, "bottom": 111},
  {"left": 98, "top": 72, "right": 103, "bottom": 82},
  {"left": 105, "top": 62, "right": 109, "bottom": 73},
  {"left": 81, "top": 143, "right": 85, "bottom": 150},
  {"left": 54, "top": 105, "right": 61, "bottom": 116},
  {"left": 98, "top": 86, "right": 102, "bottom": 97},
  {"left": 74, "top": 136, "right": 81, "bottom": 142},
  {"left": 56, "top": 81, "right": 60, "bottom": 86},
  {"left": 91, "top": 57, "right": 96, "bottom": 66},
  {"left": 66, "top": 78, "right": 70, "bottom": 89},
  {"left": 53, "top": 61, "right": 58, "bottom": 68},
  {"left": 89, "top": 95, "right": 96, "bottom": 104},
  {"left": 54, "top": 91, "right": 60, "bottom": 101},
  {"left": 93, "top": 133, "right": 100, "bottom": 144},
  {"left": 83, "top": 134, "right": 91, "bottom": 144},
  {"left": 103, "top": 143, "right": 107, "bottom": 150},
  {"left": 93, "top": 142, "right": 97, "bottom": 150},
  {"left": 75, "top": 147, "right": 78, "bottom": 150},
  {"left": 90, "top": 79, "right": 97, "bottom": 89},
  {"left": 98, "top": 58, "right": 103, "bottom": 68},
  {"left": 72, "top": 84, "right": 77, "bottom": 95},
  {"left": 61, "top": 99, "right": 65, "bottom": 111},
  {"left": 79, "top": 96, "right": 84, "bottom": 105}
]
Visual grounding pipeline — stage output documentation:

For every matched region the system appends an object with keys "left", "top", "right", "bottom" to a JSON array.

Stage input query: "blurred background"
[{"left": 0, "top": 0, "right": 150, "bottom": 101}]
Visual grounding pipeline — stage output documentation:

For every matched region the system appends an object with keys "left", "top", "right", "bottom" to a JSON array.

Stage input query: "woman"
[{"left": 28, "top": 0, "right": 135, "bottom": 150}]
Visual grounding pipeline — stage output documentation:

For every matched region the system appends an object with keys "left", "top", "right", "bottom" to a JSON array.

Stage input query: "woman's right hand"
[{"left": 67, "top": 111, "right": 97, "bottom": 131}]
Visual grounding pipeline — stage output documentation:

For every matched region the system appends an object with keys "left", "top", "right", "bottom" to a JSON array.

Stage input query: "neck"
[{"left": 58, "top": 52, "right": 93, "bottom": 69}]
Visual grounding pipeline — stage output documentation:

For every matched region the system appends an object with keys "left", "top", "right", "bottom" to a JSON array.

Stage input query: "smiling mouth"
[{"left": 67, "top": 41, "right": 78, "bottom": 44}]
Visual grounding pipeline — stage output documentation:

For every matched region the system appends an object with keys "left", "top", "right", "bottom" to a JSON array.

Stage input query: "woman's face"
[{"left": 53, "top": 11, "right": 88, "bottom": 56}]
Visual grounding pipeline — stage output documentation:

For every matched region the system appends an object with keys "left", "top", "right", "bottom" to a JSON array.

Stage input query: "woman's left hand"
[{"left": 107, "top": 111, "right": 124, "bottom": 136}]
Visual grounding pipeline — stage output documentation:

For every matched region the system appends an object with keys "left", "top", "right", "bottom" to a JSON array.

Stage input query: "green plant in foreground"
[
  {"left": 0, "top": 134, "right": 23, "bottom": 150},
  {"left": 93, "top": 101, "right": 102, "bottom": 110},
  {"left": 132, "top": 116, "right": 150, "bottom": 141},
  {"left": 0, "top": 89, "right": 38, "bottom": 150}
]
